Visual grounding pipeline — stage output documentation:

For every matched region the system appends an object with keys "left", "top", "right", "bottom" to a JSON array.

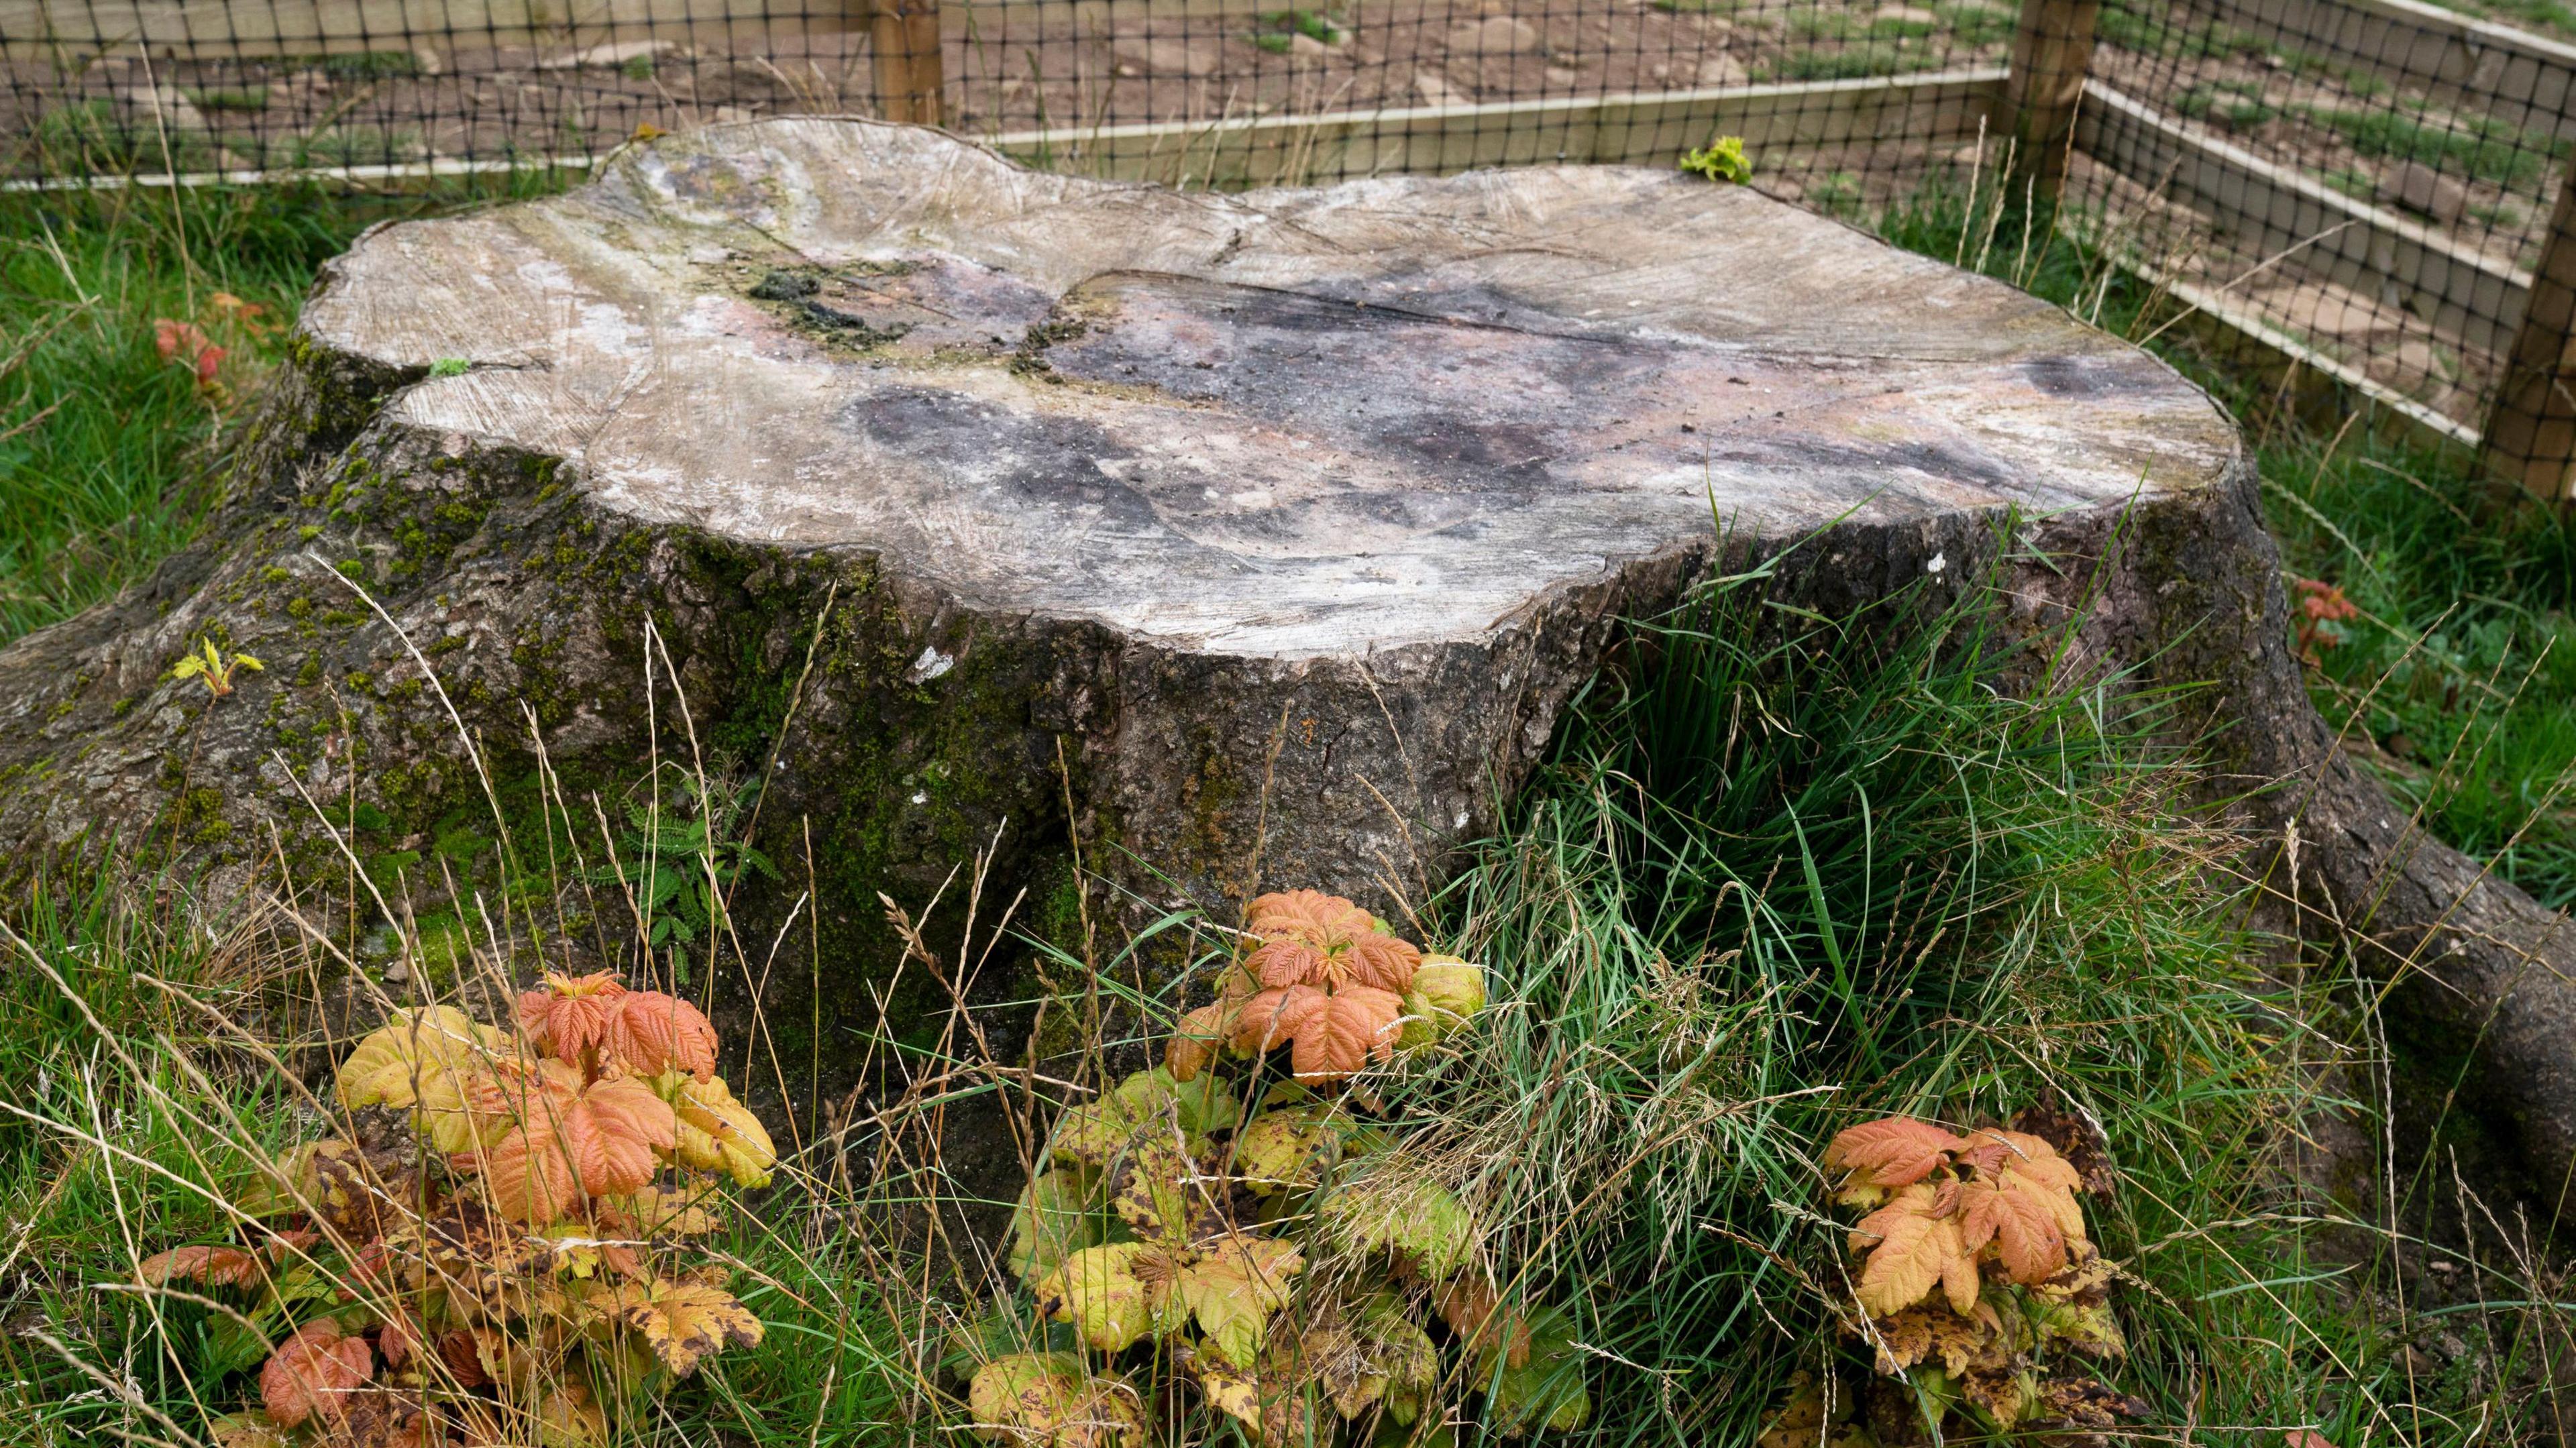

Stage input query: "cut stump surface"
[{"left": 4, "top": 120, "right": 2571, "bottom": 1207}]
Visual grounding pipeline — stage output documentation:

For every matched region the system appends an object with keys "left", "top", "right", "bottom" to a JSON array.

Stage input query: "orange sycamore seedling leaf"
[
  {"left": 606, "top": 990, "right": 720, "bottom": 1080},
  {"left": 1849, "top": 1184, "right": 1980, "bottom": 1318},
  {"left": 1956, "top": 1173, "right": 2070, "bottom": 1284},
  {"left": 260, "top": 1319, "right": 372, "bottom": 1428},
  {"left": 517, "top": 972, "right": 630, "bottom": 1068},
  {"left": 1823, "top": 1117, "right": 1968, "bottom": 1194},
  {"left": 1165, "top": 1000, "right": 1237, "bottom": 1083},
  {"left": 1244, "top": 890, "right": 1422, "bottom": 995},
  {"left": 1229, "top": 982, "right": 1406, "bottom": 1082},
  {"left": 458, "top": 1073, "right": 678, "bottom": 1223},
  {"left": 138, "top": 1244, "right": 266, "bottom": 1288}
]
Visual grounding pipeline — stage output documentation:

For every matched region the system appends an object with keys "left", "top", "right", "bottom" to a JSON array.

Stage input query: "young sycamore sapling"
[
  {"left": 965, "top": 890, "right": 1588, "bottom": 1447},
  {"left": 1760, "top": 1113, "right": 2146, "bottom": 1445},
  {"left": 134, "top": 974, "right": 779, "bottom": 1447}
]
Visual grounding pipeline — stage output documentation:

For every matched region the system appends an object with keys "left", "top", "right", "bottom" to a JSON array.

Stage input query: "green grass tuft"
[{"left": 2296, "top": 105, "right": 2562, "bottom": 189}]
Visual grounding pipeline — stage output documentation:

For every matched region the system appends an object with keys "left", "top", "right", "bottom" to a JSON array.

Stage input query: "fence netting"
[
  {"left": 9, "top": 0, "right": 2576, "bottom": 494},
  {"left": 2078, "top": 0, "right": 2576, "bottom": 485},
  {"left": 0, "top": 0, "right": 2011, "bottom": 186}
]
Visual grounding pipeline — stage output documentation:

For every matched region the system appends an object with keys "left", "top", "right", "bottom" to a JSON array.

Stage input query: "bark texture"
[{"left": 0, "top": 119, "right": 2567, "bottom": 1206}]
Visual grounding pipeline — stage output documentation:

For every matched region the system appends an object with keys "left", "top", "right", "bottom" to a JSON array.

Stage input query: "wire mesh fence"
[
  {"left": 8, "top": 0, "right": 2576, "bottom": 498},
  {"left": 0, "top": 0, "right": 2013, "bottom": 187},
  {"left": 2074, "top": 0, "right": 2576, "bottom": 484}
]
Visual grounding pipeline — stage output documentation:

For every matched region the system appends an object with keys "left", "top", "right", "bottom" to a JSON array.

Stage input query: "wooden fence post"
[
  {"left": 2482, "top": 150, "right": 2576, "bottom": 503},
  {"left": 867, "top": 0, "right": 944, "bottom": 126},
  {"left": 2002, "top": 0, "right": 2099, "bottom": 199}
]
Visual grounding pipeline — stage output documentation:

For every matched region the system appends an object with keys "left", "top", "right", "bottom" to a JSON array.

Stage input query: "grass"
[
  {"left": 287, "top": 123, "right": 427, "bottom": 170},
  {"left": 2419, "top": 0, "right": 2576, "bottom": 40},
  {"left": 21, "top": 100, "right": 236, "bottom": 176},
  {"left": 1763, "top": 44, "right": 1945, "bottom": 82},
  {"left": 1929, "top": 0, "right": 2016, "bottom": 48},
  {"left": 0, "top": 186, "right": 369, "bottom": 645},
  {"left": 2265, "top": 433, "right": 2576, "bottom": 908},
  {"left": 9, "top": 549, "right": 2539, "bottom": 1445},
  {"left": 2296, "top": 105, "right": 2563, "bottom": 190},
  {"left": 184, "top": 87, "right": 274, "bottom": 113},
  {"left": 2176, "top": 78, "right": 2281, "bottom": 131},
  {"left": 0, "top": 175, "right": 600, "bottom": 651}
]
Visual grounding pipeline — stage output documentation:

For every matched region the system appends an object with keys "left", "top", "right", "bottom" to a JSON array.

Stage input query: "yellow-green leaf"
[
  {"left": 1320, "top": 1172, "right": 1477, "bottom": 1280},
  {"left": 1480, "top": 1306, "right": 1590, "bottom": 1437},
  {"left": 1037, "top": 1243, "right": 1161, "bottom": 1353},
  {"left": 968, "top": 1353, "right": 1146, "bottom": 1448},
  {"left": 1173, "top": 1232, "right": 1303, "bottom": 1368},
  {"left": 1012, "top": 1166, "right": 1115, "bottom": 1283},
  {"left": 1408, "top": 958, "right": 1485, "bottom": 1034},
  {"left": 588, "top": 1276, "right": 764, "bottom": 1377},
  {"left": 1232, "top": 1107, "right": 1340, "bottom": 1196},
  {"left": 1110, "top": 1135, "right": 1216, "bottom": 1244},
  {"left": 1356, "top": 1296, "right": 1439, "bottom": 1425},
  {"left": 336, "top": 1005, "right": 503, "bottom": 1113}
]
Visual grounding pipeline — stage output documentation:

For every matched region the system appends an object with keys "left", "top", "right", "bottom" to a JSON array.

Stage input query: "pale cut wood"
[
  {"left": 2481, "top": 146, "right": 2576, "bottom": 500},
  {"left": 985, "top": 70, "right": 2006, "bottom": 184},
  {"left": 2002, "top": 0, "right": 2096, "bottom": 197},
  {"left": 2078, "top": 80, "right": 2528, "bottom": 362},
  {"left": 868, "top": 0, "right": 943, "bottom": 124},
  {"left": 0, "top": 70, "right": 2004, "bottom": 192},
  {"left": 947, "top": 0, "right": 1297, "bottom": 25},
  {"left": 2206, "top": 0, "right": 2576, "bottom": 144}
]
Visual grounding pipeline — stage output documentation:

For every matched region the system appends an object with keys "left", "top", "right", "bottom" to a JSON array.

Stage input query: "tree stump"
[{"left": 3, "top": 119, "right": 2571, "bottom": 1207}]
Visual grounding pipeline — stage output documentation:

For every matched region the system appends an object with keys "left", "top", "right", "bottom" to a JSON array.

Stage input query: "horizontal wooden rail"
[
  {"left": 2076, "top": 79, "right": 2528, "bottom": 360},
  {"left": 986, "top": 68, "right": 2006, "bottom": 184}
]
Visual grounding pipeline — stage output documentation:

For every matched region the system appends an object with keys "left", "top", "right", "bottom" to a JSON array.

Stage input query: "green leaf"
[
  {"left": 1172, "top": 1233, "right": 1301, "bottom": 1368},
  {"left": 1052, "top": 1068, "right": 1236, "bottom": 1168},
  {"left": 1318, "top": 1172, "right": 1477, "bottom": 1280},
  {"left": 1010, "top": 1165, "right": 1115, "bottom": 1283},
  {"left": 1357, "top": 1295, "right": 1439, "bottom": 1425},
  {"left": 967, "top": 1353, "right": 1146, "bottom": 1447},
  {"left": 1480, "top": 1306, "right": 1590, "bottom": 1437},
  {"left": 1114, "top": 1066, "right": 1241, "bottom": 1137},
  {"left": 943, "top": 1306, "right": 1078, "bottom": 1376},
  {"left": 198, "top": 1312, "right": 274, "bottom": 1378},
  {"left": 1373, "top": 1414, "right": 1458, "bottom": 1448},
  {"left": 1232, "top": 1106, "right": 1341, "bottom": 1195}
]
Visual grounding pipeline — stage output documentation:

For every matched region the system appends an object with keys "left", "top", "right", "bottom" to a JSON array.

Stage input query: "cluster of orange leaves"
[
  {"left": 1169, "top": 890, "right": 1456, "bottom": 1084},
  {"left": 2293, "top": 578, "right": 2361, "bottom": 663},
  {"left": 153, "top": 292, "right": 274, "bottom": 395},
  {"left": 1827, "top": 1117, "right": 2090, "bottom": 1319},
  {"left": 1804, "top": 1114, "right": 2145, "bottom": 1438},
  {"left": 136, "top": 973, "right": 777, "bottom": 1447}
]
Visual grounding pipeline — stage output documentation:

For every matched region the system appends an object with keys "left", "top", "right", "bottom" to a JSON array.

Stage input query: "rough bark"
[{"left": 0, "top": 118, "right": 2569, "bottom": 1208}]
